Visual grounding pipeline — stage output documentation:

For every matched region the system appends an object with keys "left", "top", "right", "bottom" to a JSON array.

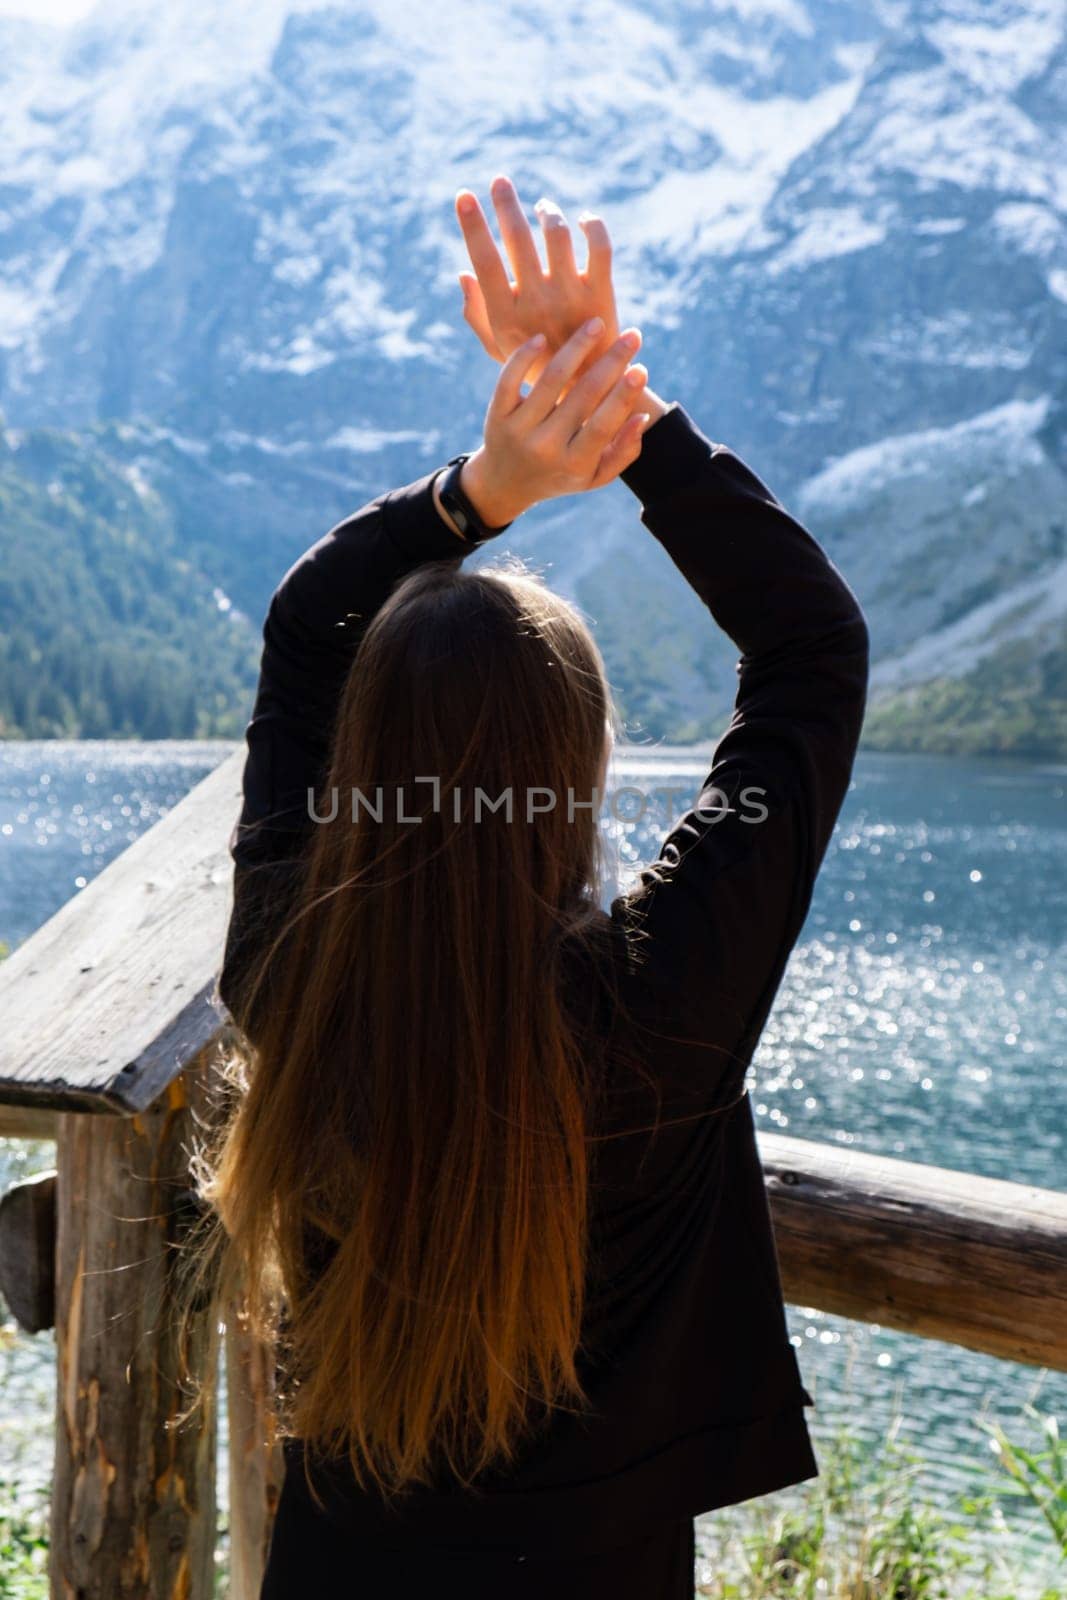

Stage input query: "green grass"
[
  {"left": 696, "top": 1402, "right": 1066, "bottom": 1598},
  {"left": 0, "top": 1482, "right": 48, "bottom": 1599}
]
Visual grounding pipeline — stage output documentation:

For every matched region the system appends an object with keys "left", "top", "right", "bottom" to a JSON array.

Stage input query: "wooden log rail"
[
  {"left": 0, "top": 745, "right": 1065, "bottom": 1597},
  {"left": 4, "top": 1113, "right": 1065, "bottom": 1375}
]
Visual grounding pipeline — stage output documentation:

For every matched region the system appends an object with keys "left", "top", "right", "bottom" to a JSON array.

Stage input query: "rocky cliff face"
[{"left": 1, "top": 0, "right": 1064, "bottom": 749}]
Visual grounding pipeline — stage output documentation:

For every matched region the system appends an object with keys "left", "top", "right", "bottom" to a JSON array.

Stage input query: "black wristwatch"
[{"left": 436, "top": 453, "right": 514, "bottom": 544}]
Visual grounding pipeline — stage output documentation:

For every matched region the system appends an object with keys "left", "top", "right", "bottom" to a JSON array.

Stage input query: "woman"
[{"left": 200, "top": 177, "right": 870, "bottom": 1598}]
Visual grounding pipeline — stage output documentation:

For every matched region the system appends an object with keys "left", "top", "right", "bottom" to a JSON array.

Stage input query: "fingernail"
[
  {"left": 620, "top": 329, "right": 641, "bottom": 351},
  {"left": 636, "top": 413, "right": 652, "bottom": 428},
  {"left": 531, "top": 333, "right": 546, "bottom": 347},
  {"left": 585, "top": 316, "right": 604, "bottom": 336},
  {"left": 625, "top": 366, "right": 646, "bottom": 387},
  {"left": 457, "top": 194, "right": 476, "bottom": 215}
]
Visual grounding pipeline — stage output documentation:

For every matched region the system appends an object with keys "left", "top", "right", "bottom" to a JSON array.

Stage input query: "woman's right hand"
[{"left": 458, "top": 319, "right": 653, "bottom": 529}]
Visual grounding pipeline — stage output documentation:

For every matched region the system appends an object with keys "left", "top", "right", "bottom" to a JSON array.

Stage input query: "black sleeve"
[
  {"left": 216, "top": 466, "right": 476, "bottom": 1039},
  {"left": 613, "top": 402, "right": 870, "bottom": 1110}
]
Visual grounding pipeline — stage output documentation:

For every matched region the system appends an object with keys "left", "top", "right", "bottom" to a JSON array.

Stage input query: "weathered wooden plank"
[
  {"left": 0, "top": 1105, "right": 58, "bottom": 1140},
  {"left": 760, "top": 1131, "right": 1067, "bottom": 1372},
  {"left": 225, "top": 1307, "right": 287, "bottom": 1599},
  {"left": 0, "top": 746, "right": 243, "bottom": 1114},
  {"left": 0, "top": 1168, "right": 56, "bottom": 1333},
  {"left": 50, "top": 1045, "right": 221, "bottom": 1600}
]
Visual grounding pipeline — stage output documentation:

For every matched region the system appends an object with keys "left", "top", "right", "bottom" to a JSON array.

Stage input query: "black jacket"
[{"left": 218, "top": 400, "right": 870, "bottom": 1559}]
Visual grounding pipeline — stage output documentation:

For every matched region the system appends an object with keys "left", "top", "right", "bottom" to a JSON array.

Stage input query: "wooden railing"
[{"left": 0, "top": 748, "right": 1065, "bottom": 1598}]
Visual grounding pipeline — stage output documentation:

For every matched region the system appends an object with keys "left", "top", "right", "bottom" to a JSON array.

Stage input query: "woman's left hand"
[{"left": 455, "top": 175, "right": 620, "bottom": 395}]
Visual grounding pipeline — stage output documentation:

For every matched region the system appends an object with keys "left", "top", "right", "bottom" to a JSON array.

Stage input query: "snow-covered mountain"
[{"left": 1, "top": 0, "right": 1065, "bottom": 748}]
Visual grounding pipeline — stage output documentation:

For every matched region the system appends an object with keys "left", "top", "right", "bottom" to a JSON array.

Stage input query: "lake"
[{"left": 1, "top": 739, "right": 1064, "bottom": 1583}]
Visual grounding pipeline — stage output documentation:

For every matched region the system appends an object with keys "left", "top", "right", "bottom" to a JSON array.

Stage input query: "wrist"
[
  {"left": 459, "top": 449, "right": 531, "bottom": 530},
  {"left": 432, "top": 467, "right": 469, "bottom": 541}
]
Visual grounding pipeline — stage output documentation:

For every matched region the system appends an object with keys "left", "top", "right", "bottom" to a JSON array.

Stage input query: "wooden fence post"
[
  {"left": 49, "top": 1048, "right": 221, "bottom": 1600},
  {"left": 225, "top": 1306, "right": 286, "bottom": 1599}
]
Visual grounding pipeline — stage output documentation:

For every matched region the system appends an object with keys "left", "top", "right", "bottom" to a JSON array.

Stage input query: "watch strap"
[{"left": 437, "top": 454, "right": 513, "bottom": 544}]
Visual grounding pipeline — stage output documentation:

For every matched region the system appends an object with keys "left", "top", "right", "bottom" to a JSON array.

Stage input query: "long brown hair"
[{"left": 179, "top": 554, "right": 626, "bottom": 1504}]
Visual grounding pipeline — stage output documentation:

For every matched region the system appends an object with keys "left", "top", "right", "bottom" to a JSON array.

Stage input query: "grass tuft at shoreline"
[{"left": 695, "top": 1403, "right": 1066, "bottom": 1598}]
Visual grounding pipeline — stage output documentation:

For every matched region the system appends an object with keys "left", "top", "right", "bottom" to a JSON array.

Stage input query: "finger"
[
  {"left": 458, "top": 273, "right": 505, "bottom": 361},
  {"left": 589, "top": 412, "right": 652, "bottom": 491},
  {"left": 489, "top": 333, "right": 547, "bottom": 419},
  {"left": 456, "top": 189, "right": 515, "bottom": 327},
  {"left": 551, "top": 329, "right": 643, "bottom": 439},
  {"left": 566, "top": 363, "right": 648, "bottom": 470},
  {"left": 572, "top": 362, "right": 649, "bottom": 454},
  {"left": 577, "top": 211, "right": 613, "bottom": 296},
  {"left": 534, "top": 197, "right": 579, "bottom": 282},
  {"left": 490, "top": 174, "right": 545, "bottom": 287},
  {"left": 522, "top": 317, "right": 609, "bottom": 425}
]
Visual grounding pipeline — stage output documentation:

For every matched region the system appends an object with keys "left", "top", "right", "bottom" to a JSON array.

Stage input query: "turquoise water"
[{"left": 1, "top": 740, "right": 1064, "bottom": 1584}]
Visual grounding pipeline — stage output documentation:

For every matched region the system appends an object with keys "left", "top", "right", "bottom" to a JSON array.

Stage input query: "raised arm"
[
  {"left": 216, "top": 471, "right": 475, "bottom": 1034},
  {"left": 613, "top": 405, "right": 870, "bottom": 1111}
]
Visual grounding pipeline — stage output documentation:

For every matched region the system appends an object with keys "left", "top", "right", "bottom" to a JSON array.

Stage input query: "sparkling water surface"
[{"left": 1, "top": 740, "right": 1064, "bottom": 1585}]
